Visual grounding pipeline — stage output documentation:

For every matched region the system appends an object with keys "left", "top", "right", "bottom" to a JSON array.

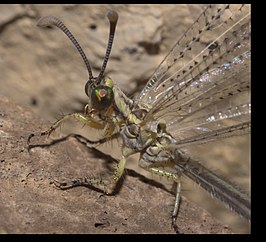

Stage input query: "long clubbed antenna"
[
  {"left": 37, "top": 16, "right": 94, "bottom": 80},
  {"left": 96, "top": 10, "right": 118, "bottom": 84}
]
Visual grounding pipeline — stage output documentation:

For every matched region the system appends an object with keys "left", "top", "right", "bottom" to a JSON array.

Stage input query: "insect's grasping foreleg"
[{"left": 27, "top": 113, "right": 105, "bottom": 145}]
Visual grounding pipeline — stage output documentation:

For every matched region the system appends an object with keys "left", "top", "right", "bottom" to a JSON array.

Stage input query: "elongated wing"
[{"left": 137, "top": 4, "right": 250, "bottom": 144}]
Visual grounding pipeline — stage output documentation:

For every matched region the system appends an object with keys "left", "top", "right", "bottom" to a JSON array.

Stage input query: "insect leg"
[
  {"left": 27, "top": 113, "right": 105, "bottom": 144},
  {"left": 139, "top": 159, "right": 182, "bottom": 233},
  {"left": 172, "top": 181, "right": 181, "bottom": 233},
  {"left": 71, "top": 132, "right": 120, "bottom": 146},
  {"left": 139, "top": 158, "right": 181, "bottom": 182},
  {"left": 53, "top": 156, "right": 127, "bottom": 194}
]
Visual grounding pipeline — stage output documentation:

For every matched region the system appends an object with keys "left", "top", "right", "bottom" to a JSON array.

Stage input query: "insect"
[{"left": 28, "top": 4, "right": 251, "bottom": 233}]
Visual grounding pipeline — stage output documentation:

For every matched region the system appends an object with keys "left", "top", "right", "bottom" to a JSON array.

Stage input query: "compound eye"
[
  {"left": 85, "top": 80, "right": 93, "bottom": 97},
  {"left": 91, "top": 85, "right": 114, "bottom": 110}
]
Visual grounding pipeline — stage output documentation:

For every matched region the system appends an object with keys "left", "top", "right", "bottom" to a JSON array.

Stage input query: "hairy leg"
[
  {"left": 27, "top": 113, "right": 105, "bottom": 144},
  {"left": 54, "top": 156, "right": 127, "bottom": 194}
]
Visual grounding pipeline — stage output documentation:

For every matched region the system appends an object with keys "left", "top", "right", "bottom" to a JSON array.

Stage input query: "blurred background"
[{"left": 0, "top": 4, "right": 250, "bottom": 233}]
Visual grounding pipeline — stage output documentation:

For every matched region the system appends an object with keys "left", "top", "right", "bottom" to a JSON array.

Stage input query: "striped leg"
[{"left": 139, "top": 159, "right": 182, "bottom": 233}]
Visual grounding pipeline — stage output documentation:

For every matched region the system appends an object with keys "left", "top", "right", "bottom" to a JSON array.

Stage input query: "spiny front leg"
[
  {"left": 54, "top": 156, "right": 127, "bottom": 194},
  {"left": 27, "top": 113, "right": 105, "bottom": 145}
]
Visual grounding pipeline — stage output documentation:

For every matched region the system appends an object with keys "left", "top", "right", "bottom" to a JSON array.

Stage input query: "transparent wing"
[
  {"left": 138, "top": 4, "right": 250, "bottom": 104},
  {"left": 137, "top": 4, "right": 250, "bottom": 144},
  {"left": 166, "top": 102, "right": 250, "bottom": 146}
]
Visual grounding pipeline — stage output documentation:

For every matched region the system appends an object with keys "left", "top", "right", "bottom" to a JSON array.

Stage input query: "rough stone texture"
[
  {"left": 0, "top": 4, "right": 250, "bottom": 233},
  {"left": 0, "top": 95, "right": 233, "bottom": 234}
]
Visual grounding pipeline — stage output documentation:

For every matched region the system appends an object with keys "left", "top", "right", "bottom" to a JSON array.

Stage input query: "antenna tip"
[
  {"left": 107, "top": 10, "right": 118, "bottom": 23},
  {"left": 37, "top": 16, "right": 55, "bottom": 28}
]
